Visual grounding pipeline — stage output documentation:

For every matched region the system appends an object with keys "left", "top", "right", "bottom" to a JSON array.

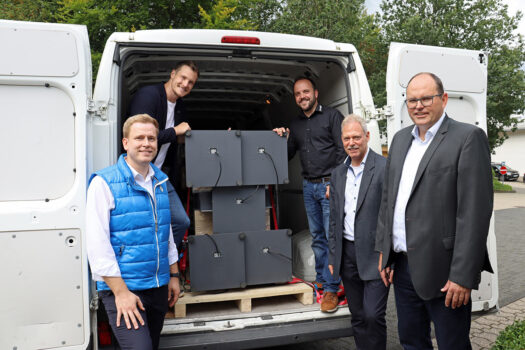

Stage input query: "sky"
[{"left": 364, "top": 0, "right": 525, "bottom": 35}]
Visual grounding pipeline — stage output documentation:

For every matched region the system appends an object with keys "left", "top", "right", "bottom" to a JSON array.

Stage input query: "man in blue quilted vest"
[{"left": 86, "top": 114, "right": 181, "bottom": 350}]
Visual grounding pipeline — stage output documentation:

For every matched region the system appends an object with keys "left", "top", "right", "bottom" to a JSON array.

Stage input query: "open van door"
[
  {"left": 0, "top": 20, "right": 92, "bottom": 349},
  {"left": 385, "top": 42, "right": 498, "bottom": 312}
]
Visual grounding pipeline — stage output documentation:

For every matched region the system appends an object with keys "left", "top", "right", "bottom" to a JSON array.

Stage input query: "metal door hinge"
[{"left": 87, "top": 99, "right": 108, "bottom": 121}]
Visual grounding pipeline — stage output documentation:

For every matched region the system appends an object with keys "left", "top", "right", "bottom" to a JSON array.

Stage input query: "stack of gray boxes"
[{"left": 185, "top": 130, "right": 292, "bottom": 292}]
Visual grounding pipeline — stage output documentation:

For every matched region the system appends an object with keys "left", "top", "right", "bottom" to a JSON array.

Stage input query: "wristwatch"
[{"left": 170, "top": 272, "right": 180, "bottom": 278}]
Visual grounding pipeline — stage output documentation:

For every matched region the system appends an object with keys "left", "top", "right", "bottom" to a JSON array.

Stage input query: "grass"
[
  {"left": 491, "top": 319, "right": 525, "bottom": 350},
  {"left": 493, "top": 169, "right": 513, "bottom": 192}
]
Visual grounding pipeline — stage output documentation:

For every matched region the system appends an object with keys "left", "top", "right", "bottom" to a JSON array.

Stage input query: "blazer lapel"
[
  {"left": 356, "top": 150, "right": 376, "bottom": 214},
  {"left": 410, "top": 116, "right": 450, "bottom": 196},
  {"left": 337, "top": 162, "right": 348, "bottom": 223}
]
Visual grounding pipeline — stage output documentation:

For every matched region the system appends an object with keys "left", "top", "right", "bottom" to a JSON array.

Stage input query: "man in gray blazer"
[
  {"left": 375, "top": 72, "right": 493, "bottom": 349},
  {"left": 328, "top": 114, "right": 389, "bottom": 350}
]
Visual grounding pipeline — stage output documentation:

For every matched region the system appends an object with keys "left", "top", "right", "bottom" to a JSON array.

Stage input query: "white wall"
[{"left": 492, "top": 118, "right": 525, "bottom": 176}]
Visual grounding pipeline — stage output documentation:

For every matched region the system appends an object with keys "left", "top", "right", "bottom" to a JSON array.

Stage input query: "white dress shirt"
[
  {"left": 154, "top": 100, "right": 176, "bottom": 168},
  {"left": 392, "top": 113, "right": 446, "bottom": 252},
  {"left": 86, "top": 159, "right": 178, "bottom": 281},
  {"left": 343, "top": 148, "right": 369, "bottom": 241}
]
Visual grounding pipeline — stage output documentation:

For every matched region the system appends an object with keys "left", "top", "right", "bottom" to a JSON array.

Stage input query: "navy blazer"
[
  {"left": 328, "top": 149, "right": 386, "bottom": 281},
  {"left": 128, "top": 83, "right": 187, "bottom": 167}
]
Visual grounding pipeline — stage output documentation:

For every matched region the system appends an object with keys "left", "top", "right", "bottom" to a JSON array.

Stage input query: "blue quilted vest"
[{"left": 89, "top": 154, "right": 171, "bottom": 291}]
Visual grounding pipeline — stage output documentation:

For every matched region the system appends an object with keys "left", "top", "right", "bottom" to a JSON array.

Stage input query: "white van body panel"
[
  {"left": 0, "top": 21, "right": 499, "bottom": 348},
  {"left": 0, "top": 20, "right": 91, "bottom": 350},
  {"left": 386, "top": 42, "right": 498, "bottom": 312},
  {"left": 386, "top": 42, "right": 488, "bottom": 145}
]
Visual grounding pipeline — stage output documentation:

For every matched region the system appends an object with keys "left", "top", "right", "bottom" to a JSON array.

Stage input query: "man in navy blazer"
[
  {"left": 128, "top": 61, "right": 199, "bottom": 252},
  {"left": 375, "top": 72, "right": 493, "bottom": 349},
  {"left": 328, "top": 114, "right": 389, "bottom": 349}
]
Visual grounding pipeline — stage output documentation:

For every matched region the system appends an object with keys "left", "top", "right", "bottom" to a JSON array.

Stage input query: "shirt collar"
[
  {"left": 344, "top": 147, "right": 370, "bottom": 169},
  {"left": 299, "top": 104, "right": 323, "bottom": 119},
  {"left": 126, "top": 159, "right": 155, "bottom": 182},
  {"left": 411, "top": 112, "right": 446, "bottom": 142}
]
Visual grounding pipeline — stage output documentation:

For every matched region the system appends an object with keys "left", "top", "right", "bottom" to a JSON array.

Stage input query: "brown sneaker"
[{"left": 320, "top": 292, "right": 338, "bottom": 313}]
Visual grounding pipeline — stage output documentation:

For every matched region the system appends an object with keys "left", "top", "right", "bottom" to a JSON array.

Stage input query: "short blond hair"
[
  {"left": 123, "top": 114, "right": 159, "bottom": 138},
  {"left": 341, "top": 113, "right": 368, "bottom": 134}
]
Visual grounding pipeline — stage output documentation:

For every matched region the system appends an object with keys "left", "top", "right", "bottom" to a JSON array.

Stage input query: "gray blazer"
[
  {"left": 376, "top": 115, "right": 493, "bottom": 300},
  {"left": 328, "top": 149, "right": 386, "bottom": 281}
]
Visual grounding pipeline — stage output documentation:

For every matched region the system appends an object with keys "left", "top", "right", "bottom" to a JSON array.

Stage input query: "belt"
[{"left": 305, "top": 176, "right": 330, "bottom": 183}]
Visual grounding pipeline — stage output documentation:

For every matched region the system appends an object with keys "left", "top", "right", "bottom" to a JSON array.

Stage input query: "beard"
[{"left": 299, "top": 96, "right": 317, "bottom": 113}]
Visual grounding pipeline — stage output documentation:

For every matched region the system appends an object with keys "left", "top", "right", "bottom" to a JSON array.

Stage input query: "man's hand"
[
  {"left": 168, "top": 277, "right": 181, "bottom": 307},
  {"left": 272, "top": 127, "right": 290, "bottom": 139},
  {"left": 378, "top": 252, "right": 393, "bottom": 287},
  {"left": 441, "top": 280, "right": 471, "bottom": 309},
  {"left": 103, "top": 277, "right": 145, "bottom": 329},
  {"left": 114, "top": 289, "right": 146, "bottom": 329},
  {"left": 325, "top": 184, "right": 330, "bottom": 199},
  {"left": 328, "top": 264, "right": 334, "bottom": 276},
  {"left": 174, "top": 122, "right": 191, "bottom": 136}
]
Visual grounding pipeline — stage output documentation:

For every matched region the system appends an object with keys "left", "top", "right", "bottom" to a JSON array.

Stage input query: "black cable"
[
  {"left": 212, "top": 151, "right": 222, "bottom": 188},
  {"left": 262, "top": 150, "right": 280, "bottom": 226},
  {"left": 238, "top": 185, "right": 260, "bottom": 203},
  {"left": 266, "top": 248, "right": 292, "bottom": 262},
  {"left": 262, "top": 151, "right": 279, "bottom": 184},
  {"left": 204, "top": 233, "right": 221, "bottom": 257}
]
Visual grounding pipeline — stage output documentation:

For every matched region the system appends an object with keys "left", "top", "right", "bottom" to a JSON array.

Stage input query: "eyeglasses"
[{"left": 405, "top": 94, "right": 443, "bottom": 109}]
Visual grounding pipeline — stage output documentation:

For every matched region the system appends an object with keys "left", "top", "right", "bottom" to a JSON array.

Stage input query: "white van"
[{"left": 0, "top": 20, "right": 498, "bottom": 350}]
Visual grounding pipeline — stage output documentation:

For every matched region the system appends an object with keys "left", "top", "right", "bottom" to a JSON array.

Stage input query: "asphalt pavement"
[{"left": 269, "top": 181, "right": 525, "bottom": 350}]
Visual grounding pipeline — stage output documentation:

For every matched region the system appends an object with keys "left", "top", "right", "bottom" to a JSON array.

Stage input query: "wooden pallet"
[{"left": 173, "top": 283, "right": 313, "bottom": 318}]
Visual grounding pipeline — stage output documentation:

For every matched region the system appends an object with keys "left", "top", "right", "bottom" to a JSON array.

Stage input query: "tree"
[
  {"left": 0, "top": 0, "right": 60, "bottom": 22},
  {"left": 269, "top": 0, "right": 378, "bottom": 48},
  {"left": 374, "top": 0, "right": 525, "bottom": 150},
  {"left": 198, "top": 0, "right": 281, "bottom": 31},
  {"left": 268, "top": 0, "right": 381, "bottom": 112}
]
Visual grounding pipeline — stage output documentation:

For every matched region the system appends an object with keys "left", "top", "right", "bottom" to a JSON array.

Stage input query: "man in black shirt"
[{"left": 274, "top": 77, "right": 345, "bottom": 312}]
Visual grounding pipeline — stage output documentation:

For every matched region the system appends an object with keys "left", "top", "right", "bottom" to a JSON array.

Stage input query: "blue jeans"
[
  {"left": 302, "top": 179, "right": 341, "bottom": 293},
  {"left": 166, "top": 181, "right": 190, "bottom": 252}
]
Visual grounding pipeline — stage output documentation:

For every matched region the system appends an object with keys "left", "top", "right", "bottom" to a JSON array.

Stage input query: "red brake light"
[
  {"left": 221, "top": 36, "right": 260, "bottom": 45},
  {"left": 98, "top": 321, "right": 113, "bottom": 346}
]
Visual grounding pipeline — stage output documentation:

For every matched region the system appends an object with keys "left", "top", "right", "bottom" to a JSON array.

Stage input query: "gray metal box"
[
  {"left": 241, "top": 131, "right": 289, "bottom": 185},
  {"left": 188, "top": 232, "right": 246, "bottom": 292},
  {"left": 212, "top": 186, "right": 266, "bottom": 233},
  {"left": 244, "top": 229, "right": 292, "bottom": 286},
  {"left": 185, "top": 130, "right": 242, "bottom": 187}
]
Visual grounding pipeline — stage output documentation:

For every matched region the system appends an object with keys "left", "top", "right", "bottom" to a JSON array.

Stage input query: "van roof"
[{"left": 107, "top": 29, "right": 356, "bottom": 53}]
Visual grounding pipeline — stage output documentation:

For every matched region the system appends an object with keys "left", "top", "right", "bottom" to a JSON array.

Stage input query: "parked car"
[{"left": 491, "top": 162, "right": 520, "bottom": 181}]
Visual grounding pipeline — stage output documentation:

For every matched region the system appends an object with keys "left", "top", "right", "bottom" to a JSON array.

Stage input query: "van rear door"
[
  {"left": 0, "top": 20, "right": 92, "bottom": 349},
  {"left": 386, "top": 42, "right": 498, "bottom": 312}
]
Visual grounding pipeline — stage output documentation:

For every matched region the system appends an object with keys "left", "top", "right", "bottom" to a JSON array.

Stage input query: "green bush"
[
  {"left": 493, "top": 168, "right": 513, "bottom": 192},
  {"left": 491, "top": 319, "right": 525, "bottom": 350}
]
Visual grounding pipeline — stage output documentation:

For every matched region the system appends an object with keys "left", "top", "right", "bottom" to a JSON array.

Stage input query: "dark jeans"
[
  {"left": 302, "top": 179, "right": 340, "bottom": 292},
  {"left": 393, "top": 253, "right": 472, "bottom": 350},
  {"left": 100, "top": 285, "right": 168, "bottom": 350},
  {"left": 166, "top": 181, "right": 190, "bottom": 252},
  {"left": 342, "top": 239, "right": 389, "bottom": 350}
]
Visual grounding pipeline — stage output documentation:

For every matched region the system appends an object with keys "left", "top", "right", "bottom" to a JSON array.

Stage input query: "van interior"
[{"left": 115, "top": 46, "right": 353, "bottom": 320}]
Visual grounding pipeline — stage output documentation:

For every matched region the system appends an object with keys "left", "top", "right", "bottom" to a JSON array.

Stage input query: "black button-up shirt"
[{"left": 288, "top": 104, "right": 346, "bottom": 178}]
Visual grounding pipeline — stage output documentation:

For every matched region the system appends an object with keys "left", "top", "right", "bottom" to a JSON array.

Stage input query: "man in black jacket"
[
  {"left": 273, "top": 77, "right": 345, "bottom": 312},
  {"left": 128, "top": 61, "right": 199, "bottom": 251}
]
